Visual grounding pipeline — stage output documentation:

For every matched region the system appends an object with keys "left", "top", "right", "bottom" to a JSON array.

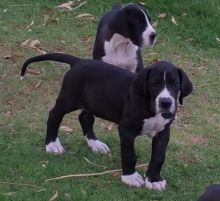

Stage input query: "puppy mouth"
[{"left": 161, "top": 112, "right": 173, "bottom": 119}]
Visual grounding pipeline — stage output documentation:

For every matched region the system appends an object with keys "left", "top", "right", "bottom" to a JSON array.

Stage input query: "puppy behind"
[{"left": 93, "top": 3, "right": 156, "bottom": 73}]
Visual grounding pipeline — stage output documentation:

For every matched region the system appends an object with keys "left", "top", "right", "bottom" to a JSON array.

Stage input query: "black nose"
[
  {"left": 150, "top": 32, "right": 156, "bottom": 41},
  {"left": 159, "top": 98, "right": 172, "bottom": 109}
]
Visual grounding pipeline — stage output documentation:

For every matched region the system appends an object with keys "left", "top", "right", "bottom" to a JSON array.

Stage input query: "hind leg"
[
  {"left": 45, "top": 97, "right": 75, "bottom": 154},
  {"left": 78, "top": 110, "right": 110, "bottom": 155}
]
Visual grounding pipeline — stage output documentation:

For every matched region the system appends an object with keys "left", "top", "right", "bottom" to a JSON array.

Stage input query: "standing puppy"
[
  {"left": 21, "top": 53, "right": 193, "bottom": 190},
  {"left": 93, "top": 3, "right": 156, "bottom": 73}
]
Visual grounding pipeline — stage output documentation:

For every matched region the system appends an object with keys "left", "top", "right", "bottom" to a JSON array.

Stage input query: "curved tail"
[{"left": 20, "top": 53, "right": 81, "bottom": 79}]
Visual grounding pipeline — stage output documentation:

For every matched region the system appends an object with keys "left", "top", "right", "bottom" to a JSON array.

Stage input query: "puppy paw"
[
  {"left": 121, "top": 172, "right": 145, "bottom": 188},
  {"left": 85, "top": 138, "right": 110, "bottom": 155},
  {"left": 46, "top": 137, "right": 64, "bottom": 154},
  {"left": 145, "top": 177, "right": 166, "bottom": 191}
]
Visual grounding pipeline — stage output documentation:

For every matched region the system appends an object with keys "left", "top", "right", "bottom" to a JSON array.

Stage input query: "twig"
[
  {"left": 45, "top": 163, "right": 148, "bottom": 182},
  {"left": 83, "top": 157, "right": 107, "bottom": 169},
  {"left": 194, "top": 82, "right": 219, "bottom": 88},
  {"left": 0, "top": 181, "right": 41, "bottom": 189},
  {"left": 71, "top": 1, "right": 86, "bottom": 11}
]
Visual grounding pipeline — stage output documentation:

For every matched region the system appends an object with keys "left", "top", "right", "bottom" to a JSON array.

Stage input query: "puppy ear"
[
  {"left": 109, "top": 9, "right": 129, "bottom": 37},
  {"left": 133, "top": 68, "right": 151, "bottom": 96},
  {"left": 178, "top": 68, "right": 193, "bottom": 105}
]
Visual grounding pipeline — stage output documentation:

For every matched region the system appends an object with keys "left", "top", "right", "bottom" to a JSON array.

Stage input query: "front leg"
[
  {"left": 119, "top": 126, "right": 145, "bottom": 188},
  {"left": 145, "top": 126, "right": 170, "bottom": 191}
]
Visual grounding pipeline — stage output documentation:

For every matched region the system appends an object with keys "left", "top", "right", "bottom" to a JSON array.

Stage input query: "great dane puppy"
[
  {"left": 21, "top": 53, "right": 193, "bottom": 190},
  {"left": 93, "top": 3, "right": 156, "bottom": 73}
]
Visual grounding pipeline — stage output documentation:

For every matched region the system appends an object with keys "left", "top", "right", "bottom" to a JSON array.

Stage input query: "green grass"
[{"left": 0, "top": 0, "right": 220, "bottom": 200}]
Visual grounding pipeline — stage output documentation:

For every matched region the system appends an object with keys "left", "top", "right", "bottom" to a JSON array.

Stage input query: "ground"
[{"left": 0, "top": 0, "right": 220, "bottom": 200}]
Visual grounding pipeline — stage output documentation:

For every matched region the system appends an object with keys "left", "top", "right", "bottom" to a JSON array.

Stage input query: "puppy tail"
[{"left": 20, "top": 53, "right": 81, "bottom": 79}]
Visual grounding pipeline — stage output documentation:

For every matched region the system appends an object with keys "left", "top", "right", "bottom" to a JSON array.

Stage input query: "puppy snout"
[
  {"left": 159, "top": 97, "right": 172, "bottom": 109},
  {"left": 150, "top": 32, "right": 156, "bottom": 42}
]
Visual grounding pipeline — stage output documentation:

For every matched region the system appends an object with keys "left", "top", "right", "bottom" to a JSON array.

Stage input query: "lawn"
[{"left": 0, "top": 0, "right": 220, "bottom": 200}]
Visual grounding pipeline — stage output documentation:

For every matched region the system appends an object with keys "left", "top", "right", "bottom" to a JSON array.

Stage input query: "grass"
[{"left": 0, "top": 0, "right": 220, "bottom": 200}]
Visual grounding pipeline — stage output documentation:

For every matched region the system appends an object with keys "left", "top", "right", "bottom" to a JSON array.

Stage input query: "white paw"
[
  {"left": 121, "top": 172, "right": 145, "bottom": 188},
  {"left": 85, "top": 138, "right": 110, "bottom": 155},
  {"left": 46, "top": 137, "right": 64, "bottom": 154},
  {"left": 145, "top": 177, "right": 166, "bottom": 191}
]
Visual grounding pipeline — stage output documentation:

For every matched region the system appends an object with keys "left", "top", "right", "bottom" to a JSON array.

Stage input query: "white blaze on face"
[
  {"left": 140, "top": 8, "right": 156, "bottom": 46},
  {"left": 155, "top": 72, "right": 175, "bottom": 113}
]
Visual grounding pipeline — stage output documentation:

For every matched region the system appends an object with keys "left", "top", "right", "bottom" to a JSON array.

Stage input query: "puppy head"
[
  {"left": 134, "top": 61, "right": 193, "bottom": 116},
  {"left": 110, "top": 4, "right": 156, "bottom": 47}
]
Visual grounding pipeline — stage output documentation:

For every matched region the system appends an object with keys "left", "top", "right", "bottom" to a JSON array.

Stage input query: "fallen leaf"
[
  {"left": 139, "top": 2, "right": 145, "bottom": 5},
  {"left": 57, "top": 1, "right": 74, "bottom": 10},
  {"left": 158, "top": 13, "right": 166, "bottom": 18},
  {"left": 7, "top": 99, "right": 16, "bottom": 105},
  {"left": 26, "top": 69, "right": 41, "bottom": 76},
  {"left": 152, "top": 20, "right": 158, "bottom": 27},
  {"left": 3, "top": 53, "right": 11, "bottom": 59},
  {"left": 171, "top": 16, "right": 178, "bottom": 25},
  {"left": 49, "top": 191, "right": 58, "bottom": 201},
  {"left": 2, "top": 192, "right": 17, "bottom": 196},
  {"left": 60, "top": 126, "right": 73, "bottom": 132},
  {"left": 75, "top": 13, "right": 96, "bottom": 20},
  {"left": 21, "top": 39, "right": 31, "bottom": 47},
  {"left": 216, "top": 37, "right": 220, "bottom": 42},
  {"left": 191, "top": 136, "right": 208, "bottom": 145},
  {"left": 26, "top": 20, "right": 34, "bottom": 30},
  {"left": 35, "top": 80, "right": 42, "bottom": 88},
  {"left": 182, "top": 13, "right": 187, "bottom": 16},
  {"left": 21, "top": 39, "right": 47, "bottom": 54}
]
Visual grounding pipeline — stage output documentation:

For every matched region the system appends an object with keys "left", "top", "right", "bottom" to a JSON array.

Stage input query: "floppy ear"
[
  {"left": 133, "top": 68, "right": 152, "bottom": 97},
  {"left": 109, "top": 9, "right": 129, "bottom": 37},
  {"left": 178, "top": 68, "right": 193, "bottom": 105}
]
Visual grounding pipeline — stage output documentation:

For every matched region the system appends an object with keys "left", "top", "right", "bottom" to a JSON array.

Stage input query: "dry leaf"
[
  {"left": 75, "top": 13, "right": 96, "bottom": 20},
  {"left": 49, "top": 191, "right": 58, "bottom": 201},
  {"left": 152, "top": 20, "right": 158, "bottom": 27},
  {"left": 35, "top": 80, "right": 42, "bottom": 88},
  {"left": 139, "top": 2, "right": 145, "bottom": 5},
  {"left": 158, "top": 13, "right": 166, "bottom": 18},
  {"left": 26, "top": 20, "right": 34, "bottom": 30},
  {"left": 171, "top": 16, "right": 178, "bottom": 25},
  {"left": 57, "top": 1, "right": 74, "bottom": 10},
  {"left": 60, "top": 126, "right": 73, "bottom": 132},
  {"left": 216, "top": 37, "right": 220, "bottom": 42},
  {"left": 21, "top": 39, "right": 31, "bottom": 47},
  {"left": 26, "top": 69, "right": 41, "bottom": 75},
  {"left": 3, "top": 53, "right": 11, "bottom": 59},
  {"left": 21, "top": 39, "right": 47, "bottom": 54}
]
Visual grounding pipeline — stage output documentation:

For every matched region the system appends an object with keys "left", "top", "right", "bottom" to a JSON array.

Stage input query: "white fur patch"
[
  {"left": 46, "top": 137, "right": 64, "bottom": 154},
  {"left": 145, "top": 177, "right": 166, "bottom": 191},
  {"left": 102, "top": 33, "right": 138, "bottom": 73},
  {"left": 121, "top": 172, "right": 145, "bottom": 187},
  {"left": 85, "top": 137, "right": 110, "bottom": 155},
  {"left": 140, "top": 8, "right": 156, "bottom": 46},
  {"left": 155, "top": 73, "right": 175, "bottom": 114},
  {"left": 141, "top": 113, "right": 171, "bottom": 138}
]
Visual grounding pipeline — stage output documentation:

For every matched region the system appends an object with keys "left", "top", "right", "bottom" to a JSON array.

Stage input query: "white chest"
[
  {"left": 102, "top": 33, "right": 138, "bottom": 73},
  {"left": 141, "top": 114, "right": 171, "bottom": 138}
]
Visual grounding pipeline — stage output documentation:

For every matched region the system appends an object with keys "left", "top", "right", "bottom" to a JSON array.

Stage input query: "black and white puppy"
[
  {"left": 198, "top": 184, "right": 220, "bottom": 201},
  {"left": 21, "top": 53, "right": 193, "bottom": 190},
  {"left": 93, "top": 3, "right": 156, "bottom": 73}
]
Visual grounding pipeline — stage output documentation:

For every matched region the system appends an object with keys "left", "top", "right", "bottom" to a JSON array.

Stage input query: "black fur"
[{"left": 21, "top": 53, "right": 193, "bottom": 183}]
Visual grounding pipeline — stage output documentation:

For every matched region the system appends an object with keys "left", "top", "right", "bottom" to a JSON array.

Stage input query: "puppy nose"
[
  {"left": 159, "top": 98, "right": 172, "bottom": 109},
  {"left": 150, "top": 32, "right": 156, "bottom": 40}
]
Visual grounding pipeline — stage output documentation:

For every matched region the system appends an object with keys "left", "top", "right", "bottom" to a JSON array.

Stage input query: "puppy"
[
  {"left": 21, "top": 53, "right": 193, "bottom": 190},
  {"left": 198, "top": 185, "right": 220, "bottom": 201},
  {"left": 93, "top": 3, "right": 156, "bottom": 73}
]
